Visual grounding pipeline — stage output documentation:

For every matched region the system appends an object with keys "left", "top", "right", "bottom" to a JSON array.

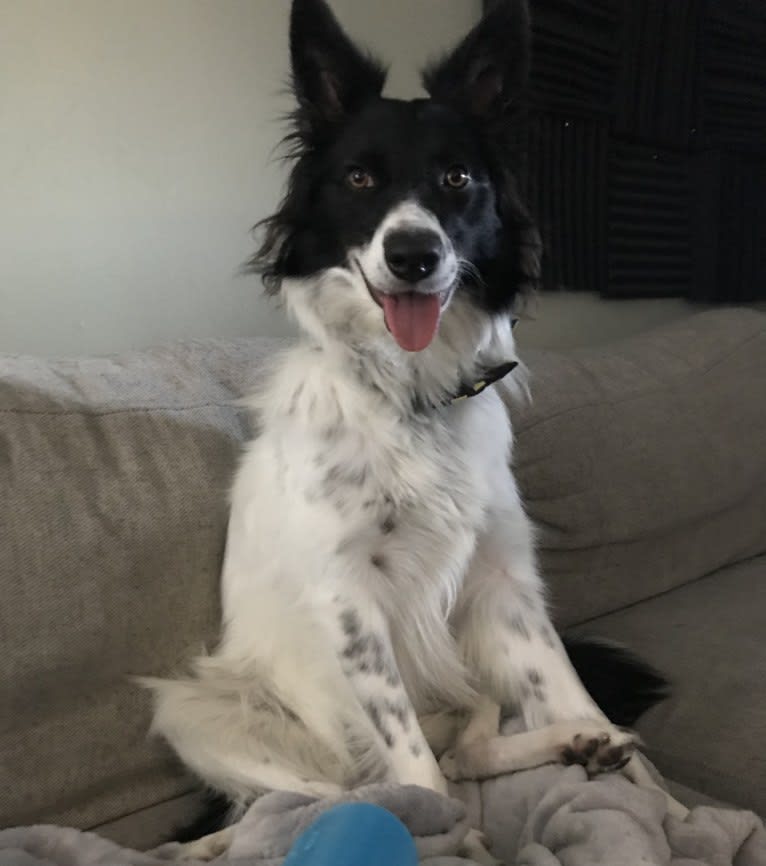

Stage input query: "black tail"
[
  {"left": 173, "top": 791, "right": 233, "bottom": 844},
  {"left": 562, "top": 635, "right": 671, "bottom": 727}
]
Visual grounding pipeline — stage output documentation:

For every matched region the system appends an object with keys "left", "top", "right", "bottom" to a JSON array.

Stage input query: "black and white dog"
[{"left": 146, "top": 0, "right": 683, "bottom": 859}]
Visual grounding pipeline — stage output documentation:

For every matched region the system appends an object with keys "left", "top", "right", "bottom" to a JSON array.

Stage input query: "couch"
[{"left": 1, "top": 308, "right": 764, "bottom": 850}]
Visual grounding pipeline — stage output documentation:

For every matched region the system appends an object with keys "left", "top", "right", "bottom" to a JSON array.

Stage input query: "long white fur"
[{"left": 145, "top": 202, "right": 682, "bottom": 861}]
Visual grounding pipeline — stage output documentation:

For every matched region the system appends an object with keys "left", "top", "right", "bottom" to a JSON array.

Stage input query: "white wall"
[{"left": 0, "top": 0, "right": 482, "bottom": 356}]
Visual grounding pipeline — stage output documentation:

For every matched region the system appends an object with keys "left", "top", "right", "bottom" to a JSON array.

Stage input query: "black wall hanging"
[{"left": 485, "top": 0, "right": 766, "bottom": 302}]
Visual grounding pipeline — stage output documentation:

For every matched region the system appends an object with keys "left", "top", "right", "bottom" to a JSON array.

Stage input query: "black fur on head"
[{"left": 249, "top": 0, "right": 540, "bottom": 318}]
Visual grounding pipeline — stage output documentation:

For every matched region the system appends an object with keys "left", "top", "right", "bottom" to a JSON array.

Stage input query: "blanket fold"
[{"left": 2, "top": 763, "right": 765, "bottom": 866}]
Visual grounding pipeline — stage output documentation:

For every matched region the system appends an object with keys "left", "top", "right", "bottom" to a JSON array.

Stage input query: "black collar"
[
  {"left": 445, "top": 359, "right": 518, "bottom": 405},
  {"left": 444, "top": 317, "right": 520, "bottom": 406}
]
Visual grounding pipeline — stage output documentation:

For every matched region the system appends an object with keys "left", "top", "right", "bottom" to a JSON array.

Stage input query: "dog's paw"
[
  {"left": 439, "top": 744, "right": 487, "bottom": 782},
  {"left": 459, "top": 828, "right": 503, "bottom": 866},
  {"left": 438, "top": 748, "right": 460, "bottom": 781},
  {"left": 559, "top": 721, "right": 637, "bottom": 776}
]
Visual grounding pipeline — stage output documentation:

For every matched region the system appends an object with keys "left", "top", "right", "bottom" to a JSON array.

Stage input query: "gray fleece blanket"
[{"left": 2, "top": 763, "right": 765, "bottom": 866}]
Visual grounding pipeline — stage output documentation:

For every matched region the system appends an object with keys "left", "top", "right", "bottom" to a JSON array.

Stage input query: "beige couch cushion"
[
  {"left": 0, "top": 340, "right": 280, "bottom": 834},
  {"left": 570, "top": 554, "right": 766, "bottom": 816},
  {"left": 1, "top": 310, "right": 764, "bottom": 841},
  {"left": 504, "top": 308, "right": 766, "bottom": 627}
]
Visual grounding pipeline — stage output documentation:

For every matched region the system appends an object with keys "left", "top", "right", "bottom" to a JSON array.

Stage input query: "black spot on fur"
[
  {"left": 410, "top": 742, "right": 422, "bottom": 757},
  {"left": 380, "top": 515, "right": 396, "bottom": 534},
  {"left": 527, "top": 668, "right": 543, "bottom": 686},
  {"left": 533, "top": 687, "right": 547, "bottom": 703},
  {"left": 371, "top": 553, "right": 387, "bottom": 572}
]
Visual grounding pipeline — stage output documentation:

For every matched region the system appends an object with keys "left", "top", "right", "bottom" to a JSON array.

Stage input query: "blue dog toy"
[{"left": 283, "top": 802, "right": 418, "bottom": 866}]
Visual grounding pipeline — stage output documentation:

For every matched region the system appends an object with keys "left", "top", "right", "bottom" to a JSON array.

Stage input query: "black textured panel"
[
  {"left": 615, "top": 0, "right": 703, "bottom": 148},
  {"left": 521, "top": 113, "right": 608, "bottom": 293},
  {"left": 691, "top": 151, "right": 766, "bottom": 302},
  {"left": 700, "top": 0, "right": 766, "bottom": 149},
  {"left": 607, "top": 143, "right": 692, "bottom": 298},
  {"left": 527, "top": 0, "right": 620, "bottom": 116}
]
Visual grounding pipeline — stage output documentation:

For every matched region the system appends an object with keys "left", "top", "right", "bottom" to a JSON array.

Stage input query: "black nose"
[{"left": 383, "top": 229, "right": 443, "bottom": 283}]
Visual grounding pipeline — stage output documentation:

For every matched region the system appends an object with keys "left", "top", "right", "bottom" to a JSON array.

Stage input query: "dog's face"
[{"left": 253, "top": 0, "right": 539, "bottom": 354}]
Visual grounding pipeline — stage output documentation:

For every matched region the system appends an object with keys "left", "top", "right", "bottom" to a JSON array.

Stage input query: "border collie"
[{"left": 145, "top": 0, "right": 683, "bottom": 859}]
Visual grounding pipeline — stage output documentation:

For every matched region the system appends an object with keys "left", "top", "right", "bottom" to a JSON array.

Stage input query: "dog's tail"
[{"left": 562, "top": 635, "right": 671, "bottom": 727}]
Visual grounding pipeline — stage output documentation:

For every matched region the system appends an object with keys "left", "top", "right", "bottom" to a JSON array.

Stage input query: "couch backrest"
[
  {"left": 503, "top": 308, "right": 766, "bottom": 627},
  {"left": 1, "top": 310, "right": 764, "bottom": 833},
  {"left": 0, "top": 338, "right": 281, "bottom": 832}
]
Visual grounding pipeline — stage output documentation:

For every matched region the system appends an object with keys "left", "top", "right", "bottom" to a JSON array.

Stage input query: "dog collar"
[
  {"left": 446, "top": 360, "right": 519, "bottom": 405},
  {"left": 444, "top": 317, "right": 520, "bottom": 405}
]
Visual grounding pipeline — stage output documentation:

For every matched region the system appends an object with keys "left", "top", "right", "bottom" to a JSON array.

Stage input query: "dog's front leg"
[
  {"left": 331, "top": 599, "right": 448, "bottom": 797},
  {"left": 455, "top": 497, "right": 604, "bottom": 731}
]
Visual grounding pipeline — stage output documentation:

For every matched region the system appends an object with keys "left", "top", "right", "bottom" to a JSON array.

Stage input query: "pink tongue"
[{"left": 380, "top": 292, "right": 441, "bottom": 352}]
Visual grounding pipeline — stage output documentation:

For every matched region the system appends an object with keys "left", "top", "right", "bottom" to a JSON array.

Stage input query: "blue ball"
[{"left": 283, "top": 802, "right": 418, "bottom": 866}]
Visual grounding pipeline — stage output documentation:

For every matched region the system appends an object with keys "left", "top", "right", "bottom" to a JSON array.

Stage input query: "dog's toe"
[
  {"left": 460, "top": 828, "right": 503, "bottom": 866},
  {"left": 438, "top": 748, "right": 460, "bottom": 781},
  {"left": 560, "top": 723, "right": 637, "bottom": 777}
]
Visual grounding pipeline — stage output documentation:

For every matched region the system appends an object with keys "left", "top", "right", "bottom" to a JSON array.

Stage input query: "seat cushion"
[
  {"left": 570, "top": 554, "right": 766, "bottom": 816},
  {"left": 503, "top": 308, "right": 766, "bottom": 627}
]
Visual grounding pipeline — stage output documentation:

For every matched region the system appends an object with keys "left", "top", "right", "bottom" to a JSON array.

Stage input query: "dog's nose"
[{"left": 383, "top": 229, "right": 442, "bottom": 283}]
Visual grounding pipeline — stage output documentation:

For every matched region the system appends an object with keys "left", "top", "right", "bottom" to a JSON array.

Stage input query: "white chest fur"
[{"left": 219, "top": 343, "right": 515, "bottom": 714}]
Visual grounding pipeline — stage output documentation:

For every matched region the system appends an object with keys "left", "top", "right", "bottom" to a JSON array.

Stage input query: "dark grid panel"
[
  {"left": 607, "top": 144, "right": 693, "bottom": 298},
  {"left": 692, "top": 152, "right": 766, "bottom": 302},
  {"left": 527, "top": 0, "right": 620, "bottom": 117},
  {"left": 614, "top": 0, "right": 703, "bottom": 149},
  {"left": 699, "top": 0, "right": 766, "bottom": 150},
  {"left": 521, "top": 114, "right": 608, "bottom": 294}
]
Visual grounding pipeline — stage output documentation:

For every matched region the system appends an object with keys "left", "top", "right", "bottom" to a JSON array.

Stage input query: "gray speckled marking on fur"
[
  {"left": 384, "top": 699, "right": 411, "bottom": 732},
  {"left": 527, "top": 668, "right": 544, "bottom": 686},
  {"left": 533, "top": 687, "right": 547, "bottom": 703},
  {"left": 323, "top": 463, "right": 368, "bottom": 491},
  {"left": 365, "top": 701, "right": 395, "bottom": 748},
  {"left": 341, "top": 609, "right": 362, "bottom": 640},
  {"left": 321, "top": 421, "right": 341, "bottom": 441},
  {"left": 385, "top": 668, "right": 401, "bottom": 687},
  {"left": 410, "top": 742, "right": 422, "bottom": 757},
  {"left": 340, "top": 623, "right": 400, "bottom": 685},
  {"left": 506, "top": 613, "right": 531, "bottom": 641},
  {"left": 288, "top": 383, "right": 304, "bottom": 415},
  {"left": 541, "top": 625, "right": 557, "bottom": 649},
  {"left": 370, "top": 553, "right": 388, "bottom": 572},
  {"left": 380, "top": 514, "right": 396, "bottom": 534}
]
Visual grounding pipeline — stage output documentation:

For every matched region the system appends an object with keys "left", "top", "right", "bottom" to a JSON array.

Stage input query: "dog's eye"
[
  {"left": 346, "top": 167, "right": 376, "bottom": 190},
  {"left": 444, "top": 165, "right": 471, "bottom": 189}
]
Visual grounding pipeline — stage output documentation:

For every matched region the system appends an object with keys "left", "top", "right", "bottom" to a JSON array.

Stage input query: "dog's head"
[{"left": 252, "top": 0, "right": 539, "bottom": 360}]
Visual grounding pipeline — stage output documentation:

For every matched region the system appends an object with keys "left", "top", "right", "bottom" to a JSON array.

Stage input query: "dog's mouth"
[{"left": 355, "top": 261, "right": 453, "bottom": 353}]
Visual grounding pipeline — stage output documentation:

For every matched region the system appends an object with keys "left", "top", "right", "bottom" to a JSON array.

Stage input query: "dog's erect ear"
[
  {"left": 290, "top": 0, "right": 386, "bottom": 131},
  {"left": 422, "top": 0, "right": 531, "bottom": 118}
]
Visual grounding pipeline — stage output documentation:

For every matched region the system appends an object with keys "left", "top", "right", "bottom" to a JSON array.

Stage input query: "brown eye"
[
  {"left": 444, "top": 165, "right": 471, "bottom": 189},
  {"left": 346, "top": 167, "right": 376, "bottom": 190}
]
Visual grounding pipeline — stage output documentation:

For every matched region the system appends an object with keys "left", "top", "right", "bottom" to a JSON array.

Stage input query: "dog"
[{"left": 144, "top": 1, "right": 685, "bottom": 860}]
